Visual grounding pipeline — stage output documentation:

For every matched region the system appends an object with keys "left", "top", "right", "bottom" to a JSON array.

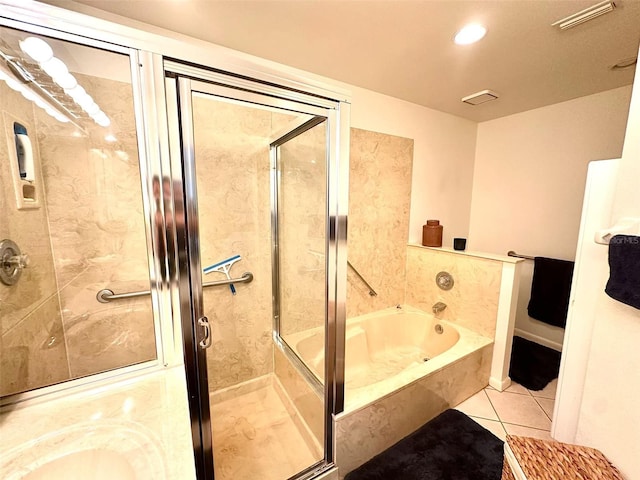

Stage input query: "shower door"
[{"left": 165, "top": 66, "right": 347, "bottom": 480}]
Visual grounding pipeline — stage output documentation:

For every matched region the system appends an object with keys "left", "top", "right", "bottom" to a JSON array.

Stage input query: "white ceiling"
[{"left": 43, "top": 0, "right": 640, "bottom": 122}]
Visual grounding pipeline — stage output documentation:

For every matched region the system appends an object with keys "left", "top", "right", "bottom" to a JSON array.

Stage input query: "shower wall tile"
[
  {"left": 0, "top": 87, "right": 60, "bottom": 337},
  {"left": 347, "top": 129, "right": 414, "bottom": 319},
  {"left": 279, "top": 123, "right": 327, "bottom": 336},
  {"left": 0, "top": 84, "right": 69, "bottom": 396},
  {"left": 193, "top": 98, "right": 298, "bottom": 391},
  {"left": 35, "top": 74, "right": 156, "bottom": 380},
  {"left": 64, "top": 294, "right": 156, "bottom": 378},
  {"left": 405, "top": 246, "right": 503, "bottom": 338},
  {"left": 36, "top": 74, "right": 149, "bottom": 291},
  {"left": 335, "top": 344, "right": 492, "bottom": 478},
  {"left": 0, "top": 294, "right": 69, "bottom": 396}
]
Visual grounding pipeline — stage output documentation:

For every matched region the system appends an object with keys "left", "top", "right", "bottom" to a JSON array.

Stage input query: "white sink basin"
[
  {"left": 22, "top": 449, "right": 136, "bottom": 480},
  {"left": 1, "top": 422, "right": 166, "bottom": 480}
]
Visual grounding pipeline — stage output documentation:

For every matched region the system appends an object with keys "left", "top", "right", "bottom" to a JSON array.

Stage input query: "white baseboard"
[
  {"left": 489, "top": 376, "right": 512, "bottom": 392},
  {"left": 514, "top": 328, "right": 563, "bottom": 352}
]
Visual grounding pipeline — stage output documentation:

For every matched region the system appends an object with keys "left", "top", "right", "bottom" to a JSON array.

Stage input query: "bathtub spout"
[{"left": 432, "top": 302, "right": 447, "bottom": 314}]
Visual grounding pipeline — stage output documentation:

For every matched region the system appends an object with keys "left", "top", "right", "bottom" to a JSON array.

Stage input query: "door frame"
[{"left": 164, "top": 62, "right": 350, "bottom": 479}]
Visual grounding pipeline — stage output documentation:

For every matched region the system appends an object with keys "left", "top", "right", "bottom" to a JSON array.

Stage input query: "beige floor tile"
[
  {"left": 503, "top": 423, "right": 554, "bottom": 441},
  {"left": 455, "top": 390, "right": 498, "bottom": 421},
  {"left": 535, "top": 397, "right": 555, "bottom": 420},
  {"left": 210, "top": 381, "right": 320, "bottom": 480},
  {"left": 504, "top": 382, "right": 530, "bottom": 395},
  {"left": 529, "top": 378, "right": 558, "bottom": 400},
  {"left": 471, "top": 417, "right": 507, "bottom": 442},
  {"left": 486, "top": 390, "right": 551, "bottom": 430}
]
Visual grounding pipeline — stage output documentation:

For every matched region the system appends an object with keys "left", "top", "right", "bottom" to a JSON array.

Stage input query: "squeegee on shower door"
[{"left": 203, "top": 254, "right": 242, "bottom": 294}]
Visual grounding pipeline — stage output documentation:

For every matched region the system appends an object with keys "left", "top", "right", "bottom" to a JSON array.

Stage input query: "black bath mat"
[
  {"left": 344, "top": 409, "right": 504, "bottom": 480},
  {"left": 509, "top": 336, "right": 561, "bottom": 391}
]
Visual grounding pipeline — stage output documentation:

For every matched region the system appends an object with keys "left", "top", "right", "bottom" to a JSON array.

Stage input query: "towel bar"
[{"left": 507, "top": 251, "right": 534, "bottom": 260}]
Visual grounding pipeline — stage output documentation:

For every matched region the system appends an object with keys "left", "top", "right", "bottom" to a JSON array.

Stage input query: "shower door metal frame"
[{"left": 164, "top": 60, "right": 349, "bottom": 479}]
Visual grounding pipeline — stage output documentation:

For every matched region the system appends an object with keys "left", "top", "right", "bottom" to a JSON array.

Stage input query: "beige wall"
[
  {"left": 468, "top": 86, "right": 632, "bottom": 348},
  {"left": 347, "top": 128, "right": 414, "bottom": 318},
  {"left": 571, "top": 55, "right": 640, "bottom": 479},
  {"left": 349, "top": 86, "right": 478, "bottom": 249}
]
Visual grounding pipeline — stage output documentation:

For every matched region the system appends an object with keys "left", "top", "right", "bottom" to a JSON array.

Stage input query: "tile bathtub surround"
[
  {"left": 454, "top": 379, "right": 558, "bottom": 442},
  {"left": 405, "top": 245, "right": 503, "bottom": 338},
  {"left": 335, "top": 343, "right": 492, "bottom": 478},
  {"left": 347, "top": 129, "right": 414, "bottom": 319}
]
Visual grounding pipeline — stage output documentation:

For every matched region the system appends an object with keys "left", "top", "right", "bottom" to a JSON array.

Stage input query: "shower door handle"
[{"left": 198, "top": 316, "right": 212, "bottom": 349}]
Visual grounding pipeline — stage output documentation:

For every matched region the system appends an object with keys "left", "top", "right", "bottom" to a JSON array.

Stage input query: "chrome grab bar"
[
  {"left": 347, "top": 260, "right": 378, "bottom": 297},
  {"left": 96, "top": 271, "right": 254, "bottom": 303}
]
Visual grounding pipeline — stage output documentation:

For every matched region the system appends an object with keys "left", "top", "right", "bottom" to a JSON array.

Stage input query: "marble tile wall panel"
[
  {"left": 274, "top": 347, "right": 324, "bottom": 444},
  {"left": 0, "top": 294, "right": 70, "bottom": 396},
  {"left": 347, "top": 129, "right": 414, "bottom": 319},
  {"left": 0, "top": 83, "right": 70, "bottom": 396},
  {"left": 193, "top": 97, "right": 298, "bottom": 391},
  {"left": 35, "top": 73, "right": 156, "bottom": 381},
  {"left": 0, "top": 86, "right": 60, "bottom": 336},
  {"left": 335, "top": 344, "right": 492, "bottom": 478},
  {"left": 405, "top": 246, "right": 502, "bottom": 338}
]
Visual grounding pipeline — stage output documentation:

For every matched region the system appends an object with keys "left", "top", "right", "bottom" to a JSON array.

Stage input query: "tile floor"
[{"left": 454, "top": 379, "right": 558, "bottom": 442}]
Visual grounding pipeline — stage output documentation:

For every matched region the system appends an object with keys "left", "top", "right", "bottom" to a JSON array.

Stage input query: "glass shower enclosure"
[
  {"left": 165, "top": 64, "right": 348, "bottom": 479},
  {"left": 0, "top": 8, "right": 349, "bottom": 480},
  {"left": 0, "top": 24, "right": 160, "bottom": 400}
]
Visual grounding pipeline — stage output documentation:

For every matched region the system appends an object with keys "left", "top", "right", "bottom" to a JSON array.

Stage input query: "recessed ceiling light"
[{"left": 454, "top": 24, "right": 487, "bottom": 45}]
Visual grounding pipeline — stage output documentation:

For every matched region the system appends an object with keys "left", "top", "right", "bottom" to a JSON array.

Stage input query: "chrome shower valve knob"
[
  {"left": 0, "top": 239, "right": 29, "bottom": 286},
  {"left": 7, "top": 254, "right": 30, "bottom": 269}
]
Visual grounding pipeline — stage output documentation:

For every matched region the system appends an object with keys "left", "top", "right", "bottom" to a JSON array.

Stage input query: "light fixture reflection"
[
  {"left": 19, "top": 36, "right": 111, "bottom": 128},
  {"left": 454, "top": 24, "right": 487, "bottom": 45},
  {"left": 19, "top": 37, "right": 53, "bottom": 63}
]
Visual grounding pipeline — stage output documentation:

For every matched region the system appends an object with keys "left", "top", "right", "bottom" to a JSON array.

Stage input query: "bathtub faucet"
[{"left": 432, "top": 302, "right": 447, "bottom": 314}]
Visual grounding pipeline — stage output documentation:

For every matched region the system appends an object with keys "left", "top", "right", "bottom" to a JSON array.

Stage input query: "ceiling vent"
[
  {"left": 461, "top": 90, "right": 499, "bottom": 106},
  {"left": 552, "top": 1, "right": 616, "bottom": 30}
]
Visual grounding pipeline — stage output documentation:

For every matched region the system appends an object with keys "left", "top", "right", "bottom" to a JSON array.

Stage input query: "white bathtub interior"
[{"left": 287, "top": 305, "right": 493, "bottom": 412}]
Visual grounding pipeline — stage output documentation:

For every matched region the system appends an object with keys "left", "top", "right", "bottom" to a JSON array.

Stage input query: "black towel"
[
  {"left": 527, "top": 256, "right": 574, "bottom": 328},
  {"left": 605, "top": 234, "right": 640, "bottom": 310}
]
